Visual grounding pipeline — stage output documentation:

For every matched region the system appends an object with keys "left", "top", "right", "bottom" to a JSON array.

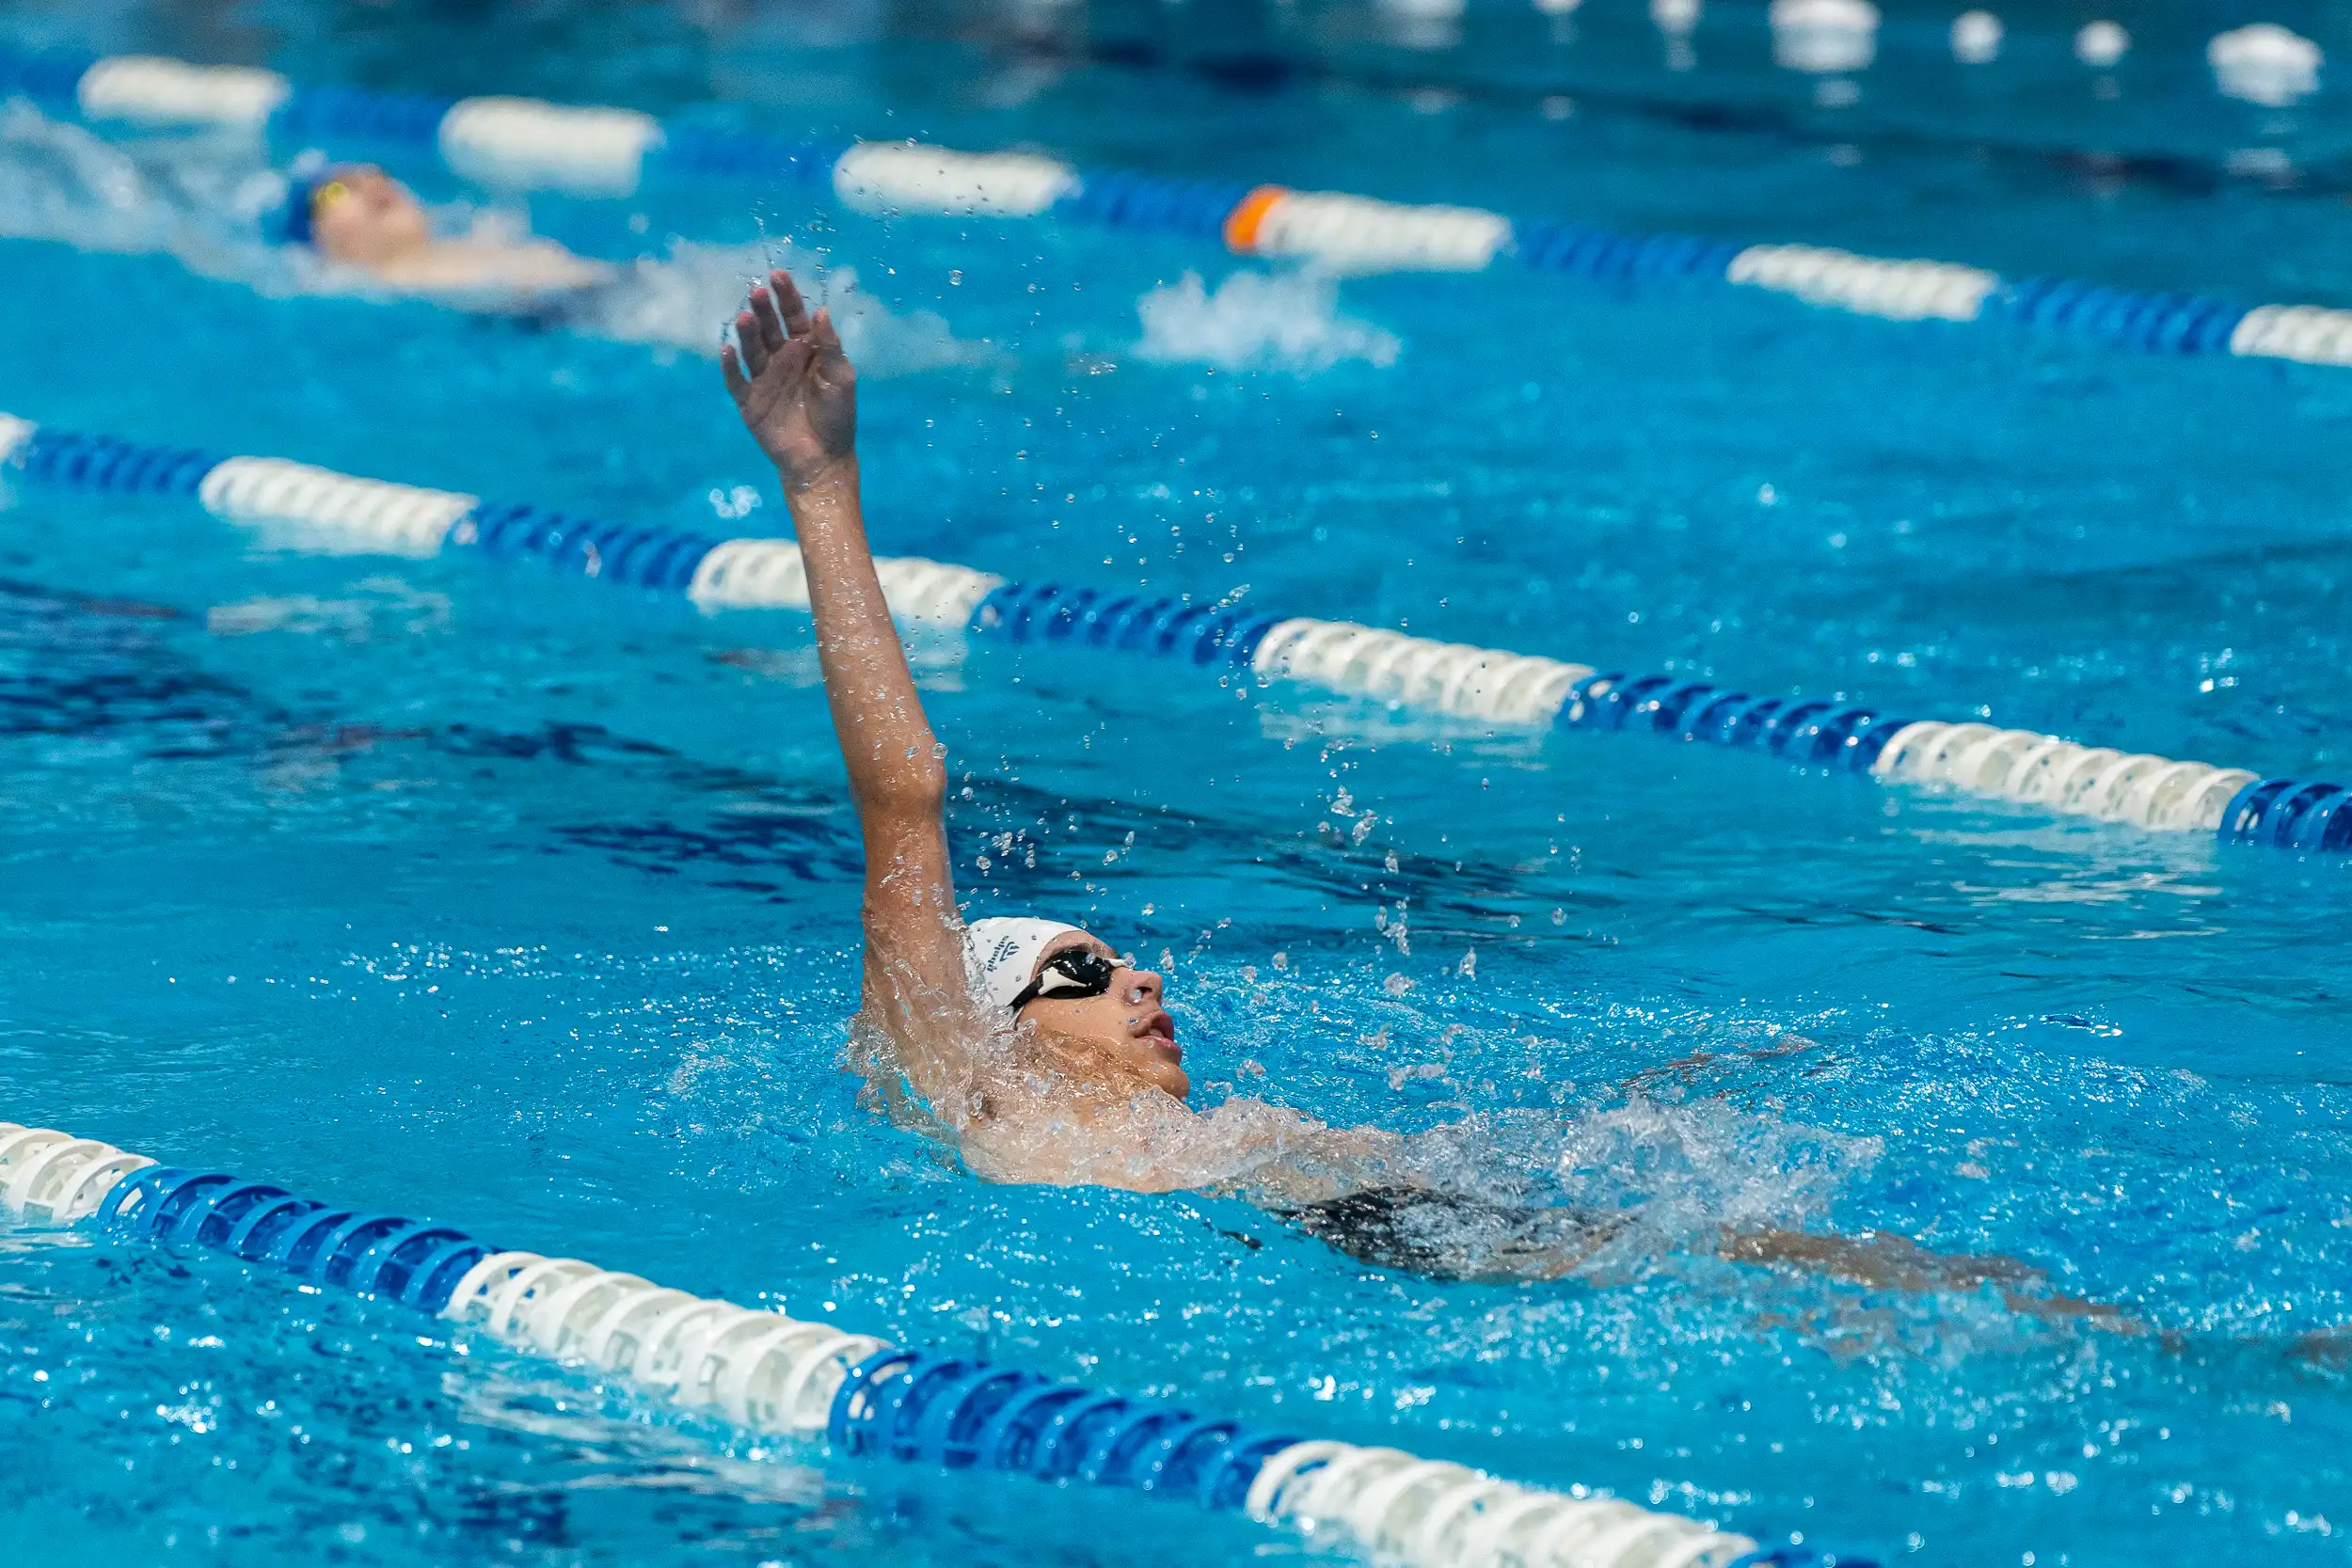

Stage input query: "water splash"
[
  {"left": 582, "top": 238, "right": 988, "bottom": 375},
  {"left": 0, "top": 100, "right": 287, "bottom": 283},
  {"left": 1545, "top": 1096, "right": 1880, "bottom": 1261},
  {"left": 1136, "top": 268, "right": 1401, "bottom": 373}
]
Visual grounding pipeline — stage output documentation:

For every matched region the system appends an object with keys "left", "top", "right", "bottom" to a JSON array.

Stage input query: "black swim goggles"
[{"left": 1009, "top": 948, "right": 1121, "bottom": 1012}]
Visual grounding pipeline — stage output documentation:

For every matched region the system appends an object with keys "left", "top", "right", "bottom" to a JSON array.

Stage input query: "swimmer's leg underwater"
[{"left": 1273, "top": 1183, "right": 2139, "bottom": 1330}]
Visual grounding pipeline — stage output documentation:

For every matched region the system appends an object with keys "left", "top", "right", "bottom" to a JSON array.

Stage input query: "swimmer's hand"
[{"left": 723, "top": 268, "right": 856, "bottom": 494}]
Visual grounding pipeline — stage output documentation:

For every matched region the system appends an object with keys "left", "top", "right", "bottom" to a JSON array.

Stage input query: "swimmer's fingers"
[
  {"left": 721, "top": 341, "right": 753, "bottom": 404},
  {"left": 745, "top": 286, "right": 788, "bottom": 357},
  {"left": 770, "top": 268, "right": 816, "bottom": 339},
  {"left": 734, "top": 308, "right": 772, "bottom": 378},
  {"left": 810, "top": 306, "right": 846, "bottom": 362}
]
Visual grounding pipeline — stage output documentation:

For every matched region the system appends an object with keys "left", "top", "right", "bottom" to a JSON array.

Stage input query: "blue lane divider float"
[
  {"left": 0, "top": 1120, "right": 1863, "bottom": 1568},
  {"left": 99, "top": 1165, "right": 492, "bottom": 1310},
  {"left": 8, "top": 45, "right": 2352, "bottom": 370},
  {"left": 2, "top": 412, "right": 2343, "bottom": 854},
  {"left": 827, "top": 1346, "right": 1297, "bottom": 1506}
]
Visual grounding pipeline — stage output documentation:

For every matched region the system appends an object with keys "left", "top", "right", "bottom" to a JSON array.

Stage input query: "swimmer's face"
[
  {"left": 1013, "top": 934, "right": 1187, "bottom": 1102},
  {"left": 310, "top": 167, "right": 433, "bottom": 267}
]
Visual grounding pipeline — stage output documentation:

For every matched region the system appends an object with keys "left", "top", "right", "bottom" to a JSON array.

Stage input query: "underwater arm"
[
  {"left": 723, "top": 270, "right": 974, "bottom": 1101},
  {"left": 1721, "top": 1227, "right": 2141, "bottom": 1332}
]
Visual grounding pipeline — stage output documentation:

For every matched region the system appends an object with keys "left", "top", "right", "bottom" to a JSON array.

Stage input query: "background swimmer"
[
  {"left": 722, "top": 266, "right": 2135, "bottom": 1321},
  {"left": 0, "top": 104, "right": 978, "bottom": 368},
  {"left": 280, "top": 160, "right": 607, "bottom": 298}
]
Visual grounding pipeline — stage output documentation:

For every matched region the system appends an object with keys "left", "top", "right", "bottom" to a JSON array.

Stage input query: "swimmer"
[
  {"left": 721, "top": 267, "right": 2135, "bottom": 1323},
  {"left": 279, "top": 161, "right": 608, "bottom": 299}
]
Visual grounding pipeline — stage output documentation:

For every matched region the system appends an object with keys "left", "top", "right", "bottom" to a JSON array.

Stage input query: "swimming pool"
[{"left": 2, "top": 0, "right": 2349, "bottom": 1563}]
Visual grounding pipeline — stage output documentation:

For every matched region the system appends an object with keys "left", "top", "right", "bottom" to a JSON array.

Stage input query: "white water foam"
[
  {"left": 1545, "top": 1096, "right": 1880, "bottom": 1263},
  {"left": 581, "top": 238, "right": 987, "bottom": 376},
  {"left": 1135, "top": 268, "right": 1401, "bottom": 373},
  {"left": 0, "top": 99, "right": 287, "bottom": 282}
]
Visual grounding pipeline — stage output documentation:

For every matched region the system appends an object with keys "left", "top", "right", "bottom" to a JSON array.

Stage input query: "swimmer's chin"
[{"left": 1135, "top": 1010, "right": 1185, "bottom": 1098}]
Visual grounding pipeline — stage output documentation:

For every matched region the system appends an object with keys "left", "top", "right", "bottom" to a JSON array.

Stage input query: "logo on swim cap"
[
  {"left": 964, "top": 916, "right": 1087, "bottom": 1013},
  {"left": 270, "top": 150, "right": 352, "bottom": 246}
]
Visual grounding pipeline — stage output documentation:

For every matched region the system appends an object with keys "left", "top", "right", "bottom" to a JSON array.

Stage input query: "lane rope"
[
  {"left": 3, "top": 44, "right": 2350, "bottom": 367},
  {"left": 3, "top": 414, "right": 2340, "bottom": 853},
  {"left": 0, "top": 1118, "right": 1847, "bottom": 1568}
]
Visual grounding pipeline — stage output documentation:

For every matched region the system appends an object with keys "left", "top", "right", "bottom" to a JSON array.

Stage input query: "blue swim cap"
[
  {"left": 278, "top": 170, "right": 325, "bottom": 245},
  {"left": 269, "top": 152, "right": 346, "bottom": 246}
]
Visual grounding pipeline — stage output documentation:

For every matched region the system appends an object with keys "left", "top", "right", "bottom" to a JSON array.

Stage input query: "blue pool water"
[{"left": 2, "top": 1, "right": 2350, "bottom": 1563}]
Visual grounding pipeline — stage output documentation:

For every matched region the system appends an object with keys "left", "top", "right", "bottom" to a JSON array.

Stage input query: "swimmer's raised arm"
[{"left": 723, "top": 270, "right": 973, "bottom": 1102}]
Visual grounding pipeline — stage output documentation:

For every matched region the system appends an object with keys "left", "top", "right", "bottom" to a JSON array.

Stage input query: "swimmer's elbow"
[
  {"left": 861, "top": 753, "right": 948, "bottom": 816},
  {"left": 899, "top": 750, "right": 949, "bottom": 805}
]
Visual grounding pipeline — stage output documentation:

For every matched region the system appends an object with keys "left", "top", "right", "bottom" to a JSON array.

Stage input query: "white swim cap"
[{"left": 963, "top": 916, "right": 1088, "bottom": 1013}]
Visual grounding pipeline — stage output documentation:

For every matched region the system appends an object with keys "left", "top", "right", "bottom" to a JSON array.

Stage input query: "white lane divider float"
[
  {"left": 2074, "top": 21, "right": 2129, "bottom": 68},
  {"left": 2208, "top": 24, "right": 2322, "bottom": 107},
  {"left": 1248, "top": 1440, "right": 1754, "bottom": 1568},
  {"left": 1949, "top": 11, "right": 2004, "bottom": 66},
  {"left": 682, "top": 538, "right": 1004, "bottom": 627},
  {"left": 1727, "top": 245, "right": 1998, "bottom": 324},
  {"left": 833, "top": 142, "right": 1080, "bottom": 217},
  {"left": 1251, "top": 617, "right": 1591, "bottom": 725},
  {"left": 0, "top": 413, "right": 34, "bottom": 466},
  {"left": 437, "top": 98, "right": 665, "bottom": 197},
  {"left": 75, "top": 55, "right": 291, "bottom": 130},
  {"left": 198, "top": 456, "right": 477, "bottom": 558},
  {"left": 0, "top": 1123, "right": 157, "bottom": 1223},
  {"left": 686, "top": 537, "right": 814, "bottom": 610},
  {"left": 1870, "top": 721, "right": 2255, "bottom": 834},
  {"left": 2227, "top": 304, "right": 2352, "bottom": 368},
  {"left": 1769, "top": 0, "right": 1880, "bottom": 75},
  {"left": 1224, "top": 187, "right": 1515, "bottom": 274},
  {"left": 444, "top": 1249, "right": 888, "bottom": 1433}
]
